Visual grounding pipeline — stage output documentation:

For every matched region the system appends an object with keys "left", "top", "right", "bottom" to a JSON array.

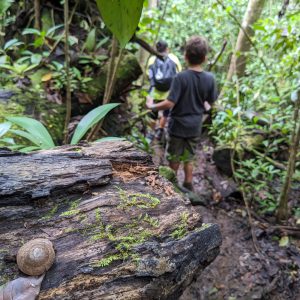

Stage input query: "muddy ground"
[{"left": 152, "top": 138, "right": 300, "bottom": 300}]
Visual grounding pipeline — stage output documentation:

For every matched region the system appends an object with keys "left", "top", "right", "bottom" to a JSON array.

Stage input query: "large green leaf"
[
  {"left": 46, "top": 24, "right": 64, "bottom": 37},
  {"left": 96, "top": 0, "right": 144, "bottom": 48},
  {"left": 84, "top": 28, "right": 96, "bottom": 52},
  {"left": 22, "top": 28, "right": 41, "bottom": 36},
  {"left": 4, "top": 38, "right": 24, "bottom": 50},
  {"left": 6, "top": 117, "right": 55, "bottom": 149},
  {"left": 10, "top": 129, "right": 42, "bottom": 147},
  {"left": 0, "top": 122, "right": 11, "bottom": 137},
  {"left": 0, "top": 0, "right": 14, "bottom": 15},
  {"left": 0, "top": 137, "right": 15, "bottom": 144},
  {"left": 71, "top": 103, "right": 120, "bottom": 145},
  {"left": 19, "top": 146, "right": 40, "bottom": 153}
]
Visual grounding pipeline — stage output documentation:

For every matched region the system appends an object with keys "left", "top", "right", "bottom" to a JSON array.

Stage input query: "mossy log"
[
  {"left": 0, "top": 141, "right": 222, "bottom": 300},
  {"left": 84, "top": 52, "right": 142, "bottom": 103}
]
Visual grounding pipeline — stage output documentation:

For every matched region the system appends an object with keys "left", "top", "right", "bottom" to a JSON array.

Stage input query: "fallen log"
[{"left": 0, "top": 141, "right": 222, "bottom": 300}]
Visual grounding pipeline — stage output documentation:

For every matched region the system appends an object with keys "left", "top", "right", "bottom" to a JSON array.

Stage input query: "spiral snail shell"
[{"left": 17, "top": 238, "right": 55, "bottom": 276}]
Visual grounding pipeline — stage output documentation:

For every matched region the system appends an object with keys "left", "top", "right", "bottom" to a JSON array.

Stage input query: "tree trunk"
[
  {"left": 0, "top": 142, "right": 222, "bottom": 299},
  {"left": 138, "top": 0, "right": 158, "bottom": 66},
  {"left": 277, "top": 97, "right": 300, "bottom": 221},
  {"left": 227, "top": 0, "right": 266, "bottom": 80},
  {"left": 34, "top": 0, "right": 41, "bottom": 30},
  {"left": 63, "top": 0, "right": 72, "bottom": 144}
]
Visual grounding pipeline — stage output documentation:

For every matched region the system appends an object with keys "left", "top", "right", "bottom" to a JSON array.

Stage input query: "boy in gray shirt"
[{"left": 147, "top": 36, "right": 217, "bottom": 191}]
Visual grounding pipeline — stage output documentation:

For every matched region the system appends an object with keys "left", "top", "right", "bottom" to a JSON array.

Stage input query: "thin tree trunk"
[
  {"left": 34, "top": 0, "right": 41, "bottom": 30},
  {"left": 63, "top": 0, "right": 72, "bottom": 144},
  {"left": 278, "top": 0, "right": 290, "bottom": 19},
  {"left": 227, "top": 0, "right": 266, "bottom": 80},
  {"left": 277, "top": 96, "right": 300, "bottom": 221},
  {"left": 138, "top": 0, "right": 158, "bottom": 66},
  {"left": 87, "top": 37, "right": 122, "bottom": 141}
]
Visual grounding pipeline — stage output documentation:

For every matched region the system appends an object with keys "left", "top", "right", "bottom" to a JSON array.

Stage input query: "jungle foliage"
[
  {"left": 135, "top": 0, "right": 300, "bottom": 222},
  {"left": 0, "top": 0, "right": 299, "bottom": 223}
]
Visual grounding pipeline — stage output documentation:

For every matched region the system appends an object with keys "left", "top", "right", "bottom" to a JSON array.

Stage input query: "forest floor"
[{"left": 152, "top": 136, "right": 300, "bottom": 300}]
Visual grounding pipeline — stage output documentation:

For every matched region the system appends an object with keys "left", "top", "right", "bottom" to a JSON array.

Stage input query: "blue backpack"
[{"left": 149, "top": 56, "right": 177, "bottom": 92}]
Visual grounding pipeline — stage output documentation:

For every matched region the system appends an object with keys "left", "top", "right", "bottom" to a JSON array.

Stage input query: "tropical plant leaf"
[
  {"left": 0, "top": 122, "right": 11, "bottom": 137},
  {"left": 10, "top": 129, "right": 42, "bottom": 147},
  {"left": 4, "top": 38, "right": 24, "bottom": 50},
  {"left": 68, "top": 36, "right": 78, "bottom": 46},
  {"left": 41, "top": 72, "right": 52, "bottom": 82},
  {"left": 95, "top": 137, "right": 126, "bottom": 143},
  {"left": 31, "top": 54, "right": 42, "bottom": 65},
  {"left": 71, "top": 103, "right": 120, "bottom": 145},
  {"left": 96, "top": 0, "right": 144, "bottom": 48},
  {"left": 46, "top": 24, "right": 64, "bottom": 36},
  {"left": 0, "top": 55, "right": 9, "bottom": 65},
  {"left": 0, "top": 137, "right": 15, "bottom": 144},
  {"left": 96, "top": 37, "right": 110, "bottom": 49},
  {"left": 19, "top": 146, "right": 41, "bottom": 153},
  {"left": 8, "top": 144, "right": 25, "bottom": 150},
  {"left": 7, "top": 117, "right": 55, "bottom": 149},
  {"left": 22, "top": 28, "right": 41, "bottom": 36},
  {"left": 279, "top": 236, "right": 289, "bottom": 247},
  {"left": 84, "top": 28, "right": 96, "bottom": 52},
  {"left": 0, "top": 0, "right": 14, "bottom": 15}
]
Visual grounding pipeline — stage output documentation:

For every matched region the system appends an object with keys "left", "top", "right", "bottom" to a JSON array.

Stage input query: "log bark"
[{"left": 0, "top": 141, "right": 222, "bottom": 299}]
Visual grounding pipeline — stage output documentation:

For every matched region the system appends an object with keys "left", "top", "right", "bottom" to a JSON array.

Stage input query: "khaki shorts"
[{"left": 166, "top": 135, "right": 200, "bottom": 162}]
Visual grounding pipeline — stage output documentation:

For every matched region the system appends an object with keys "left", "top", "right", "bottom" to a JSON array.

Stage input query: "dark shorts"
[
  {"left": 166, "top": 135, "right": 200, "bottom": 162},
  {"left": 163, "top": 109, "right": 170, "bottom": 118}
]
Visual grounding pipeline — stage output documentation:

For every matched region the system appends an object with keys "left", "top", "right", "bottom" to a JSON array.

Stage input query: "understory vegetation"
[{"left": 0, "top": 0, "right": 299, "bottom": 230}]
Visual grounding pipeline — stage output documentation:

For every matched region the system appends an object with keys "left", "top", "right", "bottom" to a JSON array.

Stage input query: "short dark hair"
[
  {"left": 156, "top": 40, "right": 168, "bottom": 53},
  {"left": 185, "top": 36, "right": 208, "bottom": 65}
]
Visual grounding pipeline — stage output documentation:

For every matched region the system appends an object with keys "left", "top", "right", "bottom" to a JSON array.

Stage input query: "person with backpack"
[
  {"left": 147, "top": 40, "right": 182, "bottom": 140},
  {"left": 146, "top": 36, "right": 218, "bottom": 191}
]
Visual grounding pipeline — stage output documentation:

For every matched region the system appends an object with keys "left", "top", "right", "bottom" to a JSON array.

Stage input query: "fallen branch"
[
  {"left": 131, "top": 35, "right": 164, "bottom": 60},
  {"left": 208, "top": 40, "right": 228, "bottom": 71},
  {"left": 247, "top": 148, "right": 286, "bottom": 171}
]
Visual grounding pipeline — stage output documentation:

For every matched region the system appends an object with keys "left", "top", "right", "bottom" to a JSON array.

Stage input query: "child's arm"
[
  {"left": 204, "top": 101, "right": 211, "bottom": 111},
  {"left": 204, "top": 75, "right": 218, "bottom": 111},
  {"left": 146, "top": 96, "right": 174, "bottom": 111}
]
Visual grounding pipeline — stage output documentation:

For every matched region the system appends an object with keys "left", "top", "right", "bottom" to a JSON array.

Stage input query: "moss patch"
[
  {"left": 171, "top": 212, "right": 189, "bottom": 239},
  {"left": 88, "top": 190, "right": 162, "bottom": 268}
]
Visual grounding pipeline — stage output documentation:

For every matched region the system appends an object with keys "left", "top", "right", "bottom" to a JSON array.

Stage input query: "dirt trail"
[{"left": 153, "top": 138, "right": 300, "bottom": 300}]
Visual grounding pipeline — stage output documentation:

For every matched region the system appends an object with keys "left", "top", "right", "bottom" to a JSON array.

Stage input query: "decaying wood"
[{"left": 0, "top": 141, "right": 222, "bottom": 299}]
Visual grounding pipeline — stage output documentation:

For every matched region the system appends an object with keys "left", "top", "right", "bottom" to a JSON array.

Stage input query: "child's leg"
[
  {"left": 182, "top": 137, "right": 200, "bottom": 191},
  {"left": 183, "top": 162, "right": 194, "bottom": 191},
  {"left": 159, "top": 116, "right": 167, "bottom": 129},
  {"left": 166, "top": 135, "right": 182, "bottom": 174},
  {"left": 183, "top": 162, "right": 193, "bottom": 183},
  {"left": 169, "top": 161, "right": 180, "bottom": 175},
  {"left": 159, "top": 109, "right": 170, "bottom": 129}
]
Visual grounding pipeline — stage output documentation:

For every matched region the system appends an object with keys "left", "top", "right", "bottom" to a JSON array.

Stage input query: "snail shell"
[{"left": 17, "top": 238, "right": 55, "bottom": 276}]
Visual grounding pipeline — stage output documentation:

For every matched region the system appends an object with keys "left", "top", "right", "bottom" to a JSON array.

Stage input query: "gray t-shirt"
[{"left": 167, "top": 70, "right": 217, "bottom": 138}]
